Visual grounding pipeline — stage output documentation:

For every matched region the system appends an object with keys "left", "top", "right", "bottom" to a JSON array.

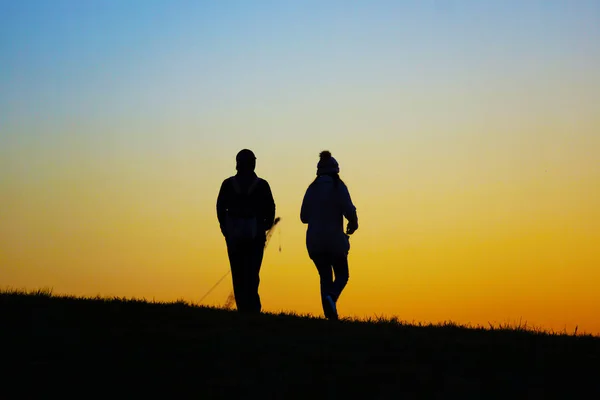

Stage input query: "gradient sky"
[{"left": 2, "top": 1, "right": 599, "bottom": 334}]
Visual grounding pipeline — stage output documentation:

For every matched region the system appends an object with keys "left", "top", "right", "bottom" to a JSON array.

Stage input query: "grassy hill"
[{"left": 1, "top": 289, "right": 599, "bottom": 398}]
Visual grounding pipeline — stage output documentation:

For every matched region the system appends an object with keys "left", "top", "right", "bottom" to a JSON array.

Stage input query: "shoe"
[{"left": 324, "top": 295, "right": 338, "bottom": 320}]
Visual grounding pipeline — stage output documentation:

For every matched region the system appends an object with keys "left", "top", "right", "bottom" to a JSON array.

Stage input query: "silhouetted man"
[{"left": 216, "top": 149, "right": 276, "bottom": 314}]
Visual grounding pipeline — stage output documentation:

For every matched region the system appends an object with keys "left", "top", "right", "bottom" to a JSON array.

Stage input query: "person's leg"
[
  {"left": 244, "top": 240, "right": 265, "bottom": 314},
  {"left": 227, "top": 244, "right": 247, "bottom": 312},
  {"left": 330, "top": 254, "right": 349, "bottom": 303},
  {"left": 311, "top": 253, "right": 336, "bottom": 318}
]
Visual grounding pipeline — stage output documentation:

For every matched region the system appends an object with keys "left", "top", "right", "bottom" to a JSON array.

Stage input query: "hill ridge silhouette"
[{"left": 2, "top": 289, "right": 599, "bottom": 398}]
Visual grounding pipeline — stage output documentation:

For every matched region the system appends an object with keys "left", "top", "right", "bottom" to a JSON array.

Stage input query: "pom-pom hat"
[{"left": 316, "top": 150, "right": 340, "bottom": 175}]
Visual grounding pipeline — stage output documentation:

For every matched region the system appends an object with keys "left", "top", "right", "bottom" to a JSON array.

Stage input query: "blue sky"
[{"left": 2, "top": 0, "right": 598, "bottom": 124}]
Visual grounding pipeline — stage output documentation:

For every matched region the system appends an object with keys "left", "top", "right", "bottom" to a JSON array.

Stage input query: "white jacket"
[{"left": 300, "top": 175, "right": 358, "bottom": 257}]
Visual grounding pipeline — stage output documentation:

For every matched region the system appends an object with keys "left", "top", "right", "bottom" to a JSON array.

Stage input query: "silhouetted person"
[
  {"left": 216, "top": 149, "right": 276, "bottom": 314},
  {"left": 300, "top": 150, "right": 358, "bottom": 320}
]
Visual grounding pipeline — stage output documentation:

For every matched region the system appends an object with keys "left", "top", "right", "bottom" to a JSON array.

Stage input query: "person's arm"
[
  {"left": 261, "top": 180, "right": 276, "bottom": 231},
  {"left": 340, "top": 182, "right": 358, "bottom": 234},
  {"left": 300, "top": 187, "right": 311, "bottom": 224},
  {"left": 216, "top": 179, "right": 229, "bottom": 237}
]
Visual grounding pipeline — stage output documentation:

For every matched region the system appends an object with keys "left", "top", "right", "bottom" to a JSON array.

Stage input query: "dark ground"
[{"left": 1, "top": 290, "right": 599, "bottom": 399}]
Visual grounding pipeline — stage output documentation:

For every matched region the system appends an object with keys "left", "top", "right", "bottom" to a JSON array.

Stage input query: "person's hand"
[{"left": 346, "top": 220, "right": 358, "bottom": 235}]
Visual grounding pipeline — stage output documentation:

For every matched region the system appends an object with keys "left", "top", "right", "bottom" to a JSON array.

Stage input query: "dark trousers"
[
  {"left": 226, "top": 239, "right": 265, "bottom": 314},
  {"left": 311, "top": 252, "right": 349, "bottom": 313}
]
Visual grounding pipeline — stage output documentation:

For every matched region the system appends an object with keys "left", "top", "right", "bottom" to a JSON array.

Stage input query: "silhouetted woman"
[{"left": 300, "top": 150, "right": 359, "bottom": 320}]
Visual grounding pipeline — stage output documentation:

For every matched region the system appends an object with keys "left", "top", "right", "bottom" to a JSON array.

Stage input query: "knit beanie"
[{"left": 316, "top": 150, "right": 340, "bottom": 175}]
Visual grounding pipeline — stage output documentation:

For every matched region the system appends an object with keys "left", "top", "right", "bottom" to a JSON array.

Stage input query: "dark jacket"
[
  {"left": 216, "top": 172, "right": 276, "bottom": 242},
  {"left": 300, "top": 175, "right": 357, "bottom": 256}
]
